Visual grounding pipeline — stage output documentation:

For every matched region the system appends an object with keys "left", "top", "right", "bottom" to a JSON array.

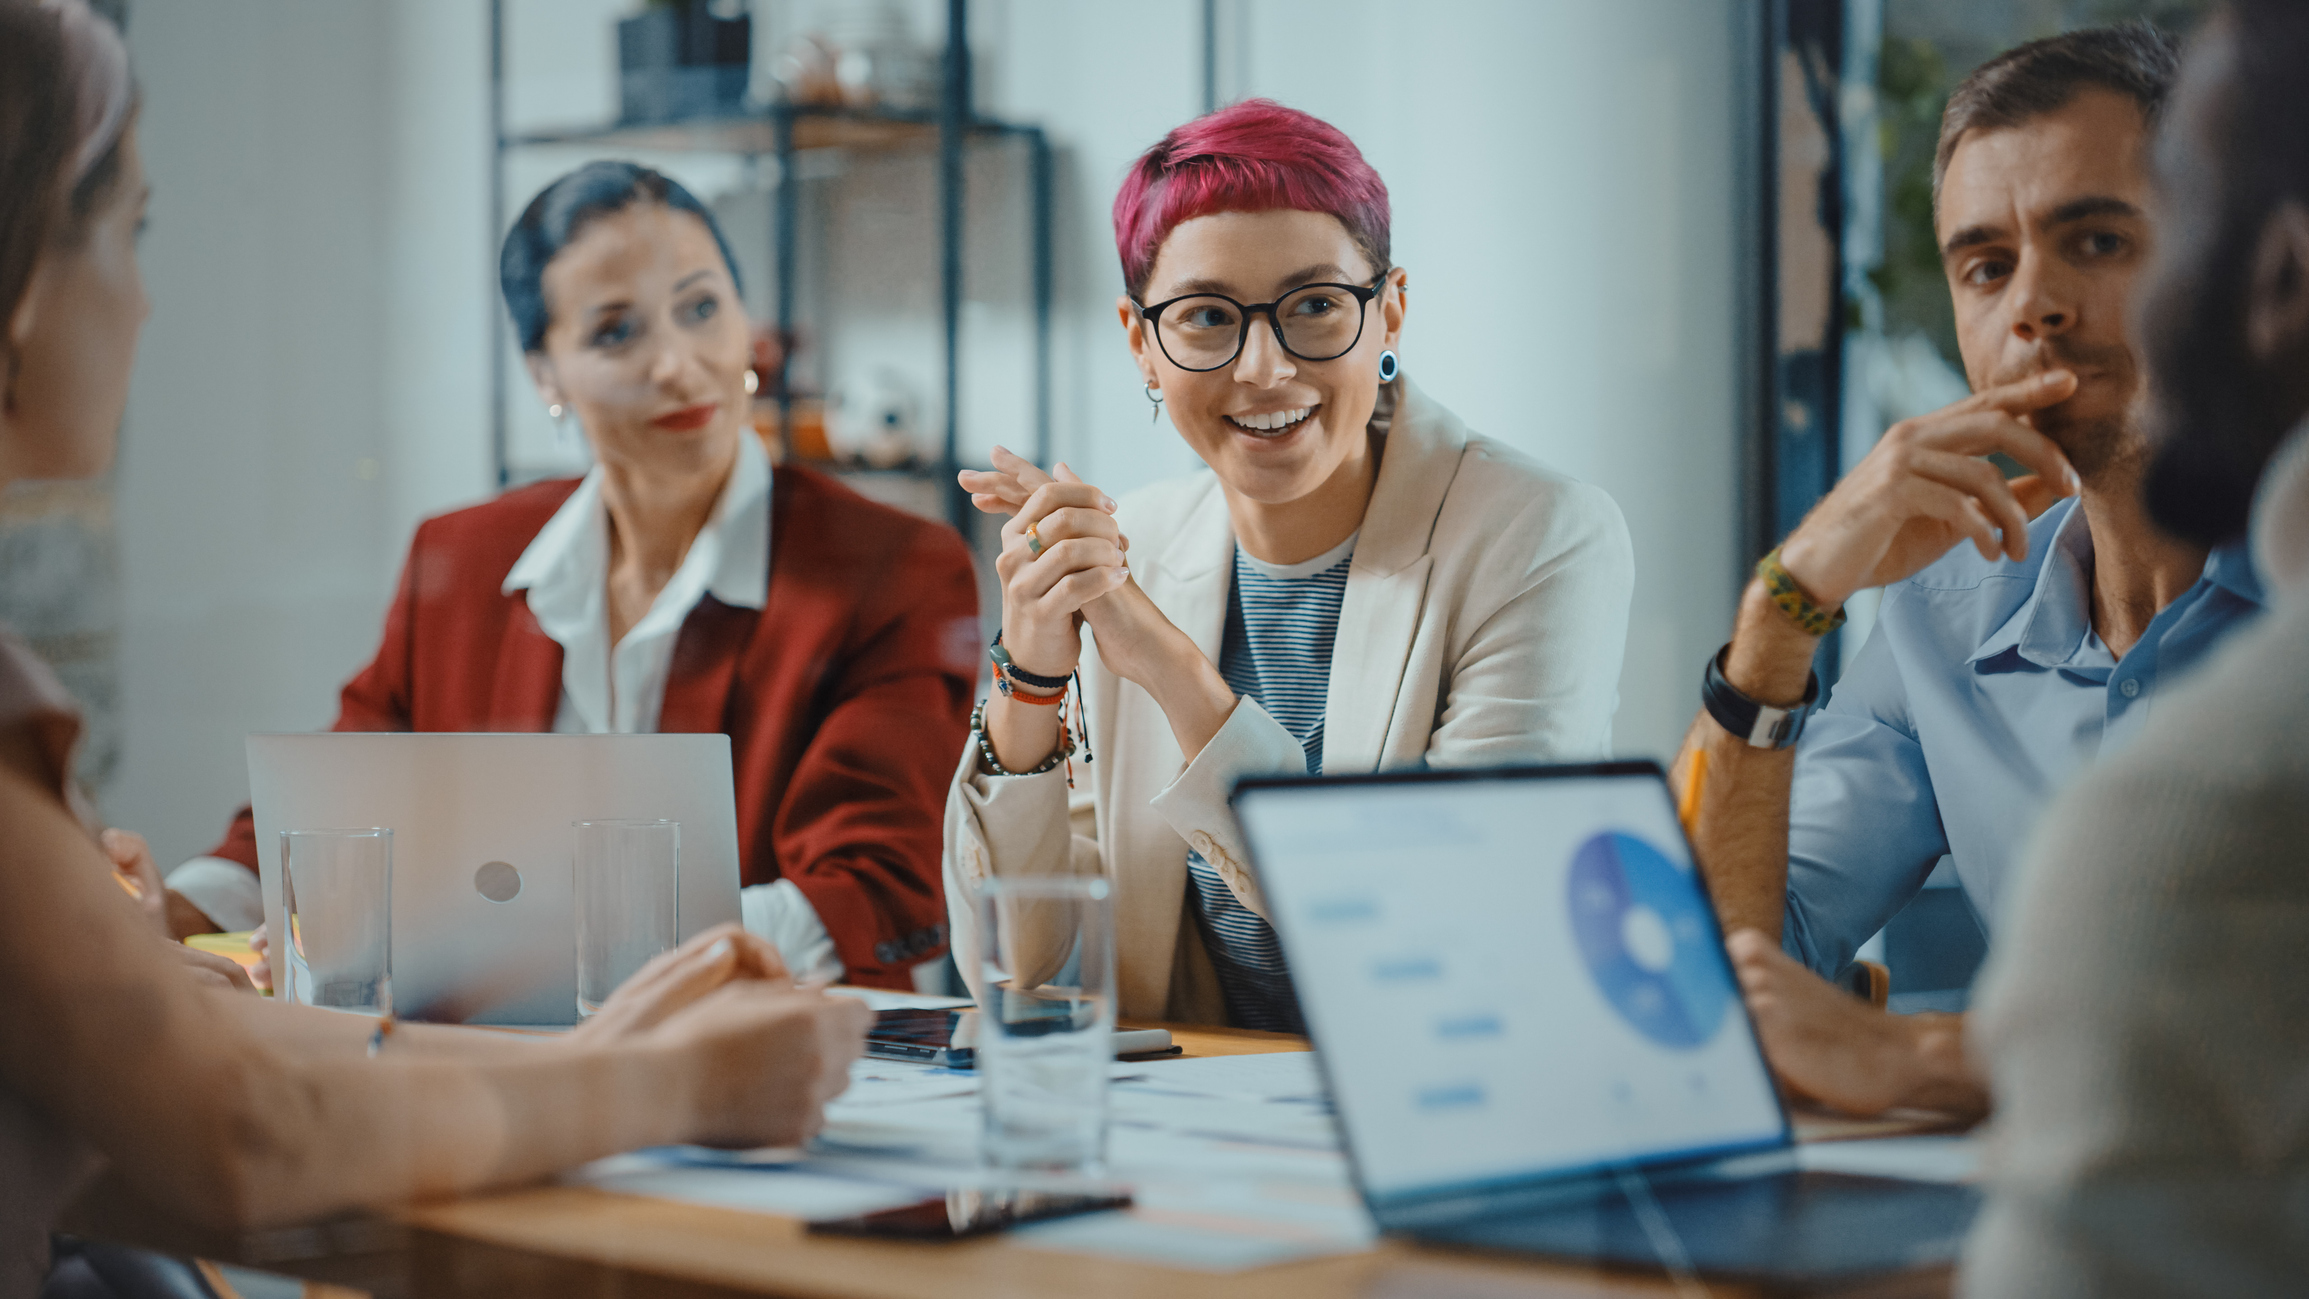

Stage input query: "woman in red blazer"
[{"left": 167, "top": 163, "right": 978, "bottom": 989}]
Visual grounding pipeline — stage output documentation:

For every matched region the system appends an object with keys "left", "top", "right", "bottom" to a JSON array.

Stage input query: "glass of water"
[
  {"left": 975, "top": 875, "right": 1116, "bottom": 1173},
  {"left": 573, "top": 819, "right": 680, "bottom": 1017},
  {"left": 279, "top": 828, "right": 393, "bottom": 1016}
]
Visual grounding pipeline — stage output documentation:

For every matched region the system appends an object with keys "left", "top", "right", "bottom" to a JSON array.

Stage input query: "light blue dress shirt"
[{"left": 1782, "top": 497, "right": 2265, "bottom": 977}]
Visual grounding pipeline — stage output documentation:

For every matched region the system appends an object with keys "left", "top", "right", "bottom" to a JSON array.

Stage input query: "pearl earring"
[
  {"left": 547, "top": 402, "right": 564, "bottom": 420},
  {"left": 744, "top": 369, "right": 760, "bottom": 396}
]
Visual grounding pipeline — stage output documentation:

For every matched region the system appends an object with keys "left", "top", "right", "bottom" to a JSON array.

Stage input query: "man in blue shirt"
[{"left": 1677, "top": 25, "right": 2265, "bottom": 1118}]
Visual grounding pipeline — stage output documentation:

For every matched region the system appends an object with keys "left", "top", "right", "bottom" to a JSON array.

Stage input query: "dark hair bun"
[{"left": 499, "top": 161, "right": 744, "bottom": 353}]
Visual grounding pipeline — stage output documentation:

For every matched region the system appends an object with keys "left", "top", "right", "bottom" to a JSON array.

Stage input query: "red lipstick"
[{"left": 651, "top": 402, "right": 718, "bottom": 431}]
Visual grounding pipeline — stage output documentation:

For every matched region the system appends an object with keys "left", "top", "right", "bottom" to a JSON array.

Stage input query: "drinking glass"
[
  {"left": 573, "top": 819, "right": 680, "bottom": 1017},
  {"left": 975, "top": 876, "right": 1116, "bottom": 1173},
  {"left": 279, "top": 828, "right": 393, "bottom": 1016}
]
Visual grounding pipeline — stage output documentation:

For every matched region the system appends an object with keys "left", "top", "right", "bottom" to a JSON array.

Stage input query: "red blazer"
[{"left": 212, "top": 464, "right": 980, "bottom": 988}]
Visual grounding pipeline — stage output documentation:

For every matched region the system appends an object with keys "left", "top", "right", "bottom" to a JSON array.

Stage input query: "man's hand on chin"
[{"left": 1723, "top": 928, "right": 1988, "bottom": 1120}]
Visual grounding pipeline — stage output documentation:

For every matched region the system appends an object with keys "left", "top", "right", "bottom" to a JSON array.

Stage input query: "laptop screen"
[{"left": 1235, "top": 764, "right": 1789, "bottom": 1206}]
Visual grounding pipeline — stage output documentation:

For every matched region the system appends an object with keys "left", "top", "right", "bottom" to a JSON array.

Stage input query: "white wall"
[{"left": 105, "top": 0, "right": 1737, "bottom": 867}]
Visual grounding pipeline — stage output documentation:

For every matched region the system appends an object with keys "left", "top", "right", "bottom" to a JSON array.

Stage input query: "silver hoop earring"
[
  {"left": 1145, "top": 383, "right": 1165, "bottom": 424},
  {"left": 1377, "top": 349, "right": 1400, "bottom": 383}
]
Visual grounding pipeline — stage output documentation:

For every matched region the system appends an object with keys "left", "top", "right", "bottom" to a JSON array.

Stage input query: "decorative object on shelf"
[
  {"left": 617, "top": 0, "right": 751, "bottom": 126},
  {"left": 770, "top": 32, "right": 843, "bottom": 106},
  {"left": 827, "top": 368, "right": 922, "bottom": 470},
  {"left": 785, "top": 0, "right": 934, "bottom": 110},
  {"left": 754, "top": 397, "right": 830, "bottom": 463}
]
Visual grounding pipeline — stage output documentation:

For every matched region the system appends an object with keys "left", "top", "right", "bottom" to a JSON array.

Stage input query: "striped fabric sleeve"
[{"left": 1182, "top": 544, "right": 1353, "bottom": 1033}]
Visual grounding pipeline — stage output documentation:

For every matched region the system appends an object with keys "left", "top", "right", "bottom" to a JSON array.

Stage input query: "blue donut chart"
[{"left": 1566, "top": 830, "right": 1732, "bottom": 1050}]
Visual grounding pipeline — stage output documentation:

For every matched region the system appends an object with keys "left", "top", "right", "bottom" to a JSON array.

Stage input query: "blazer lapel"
[
  {"left": 1135, "top": 477, "right": 1235, "bottom": 663},
  {"left": 664, "top": 463, "right": 789, "bottom": 733},
  {"left": 491, "top": 595, "right": 564, "bottom": 731},
  {"left": 662, "top": 597, "right": 754, "bottom": 732},
  {"left": 1324, "top": 380, "right": 1464, "bottom": 773}
]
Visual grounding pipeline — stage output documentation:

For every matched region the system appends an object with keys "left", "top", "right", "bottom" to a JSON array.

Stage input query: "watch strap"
[{"left": 1701, "top": 643, "right": 1819, "bottom": 750}]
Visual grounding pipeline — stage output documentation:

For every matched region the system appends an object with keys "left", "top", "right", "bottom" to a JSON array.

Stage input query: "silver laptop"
[
  {"left": 248, "top": 733, "right": 743, "bottom": 1026},
  {"left": 1232, "top": 761, "right": 1976, "bottom": 1282}
]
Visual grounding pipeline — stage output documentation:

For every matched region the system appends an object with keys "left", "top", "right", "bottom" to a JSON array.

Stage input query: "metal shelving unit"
[{"left": 486, "top": 0, "right": 1052, "bottom": 539}]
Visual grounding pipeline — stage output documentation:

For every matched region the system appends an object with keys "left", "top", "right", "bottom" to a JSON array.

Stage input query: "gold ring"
[{"left": 1025, "top": 523, "right": 1043, "bottom": 556}]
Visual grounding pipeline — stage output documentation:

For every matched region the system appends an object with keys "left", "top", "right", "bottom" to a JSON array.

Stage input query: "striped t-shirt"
[{"left": 1185, "top": 532, "right": 1355, "bottom": 1033}]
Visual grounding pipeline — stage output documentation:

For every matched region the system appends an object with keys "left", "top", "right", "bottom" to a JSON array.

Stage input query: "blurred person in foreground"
[
  {"left": 943, "top": 100, "right": 1634, "bottom": 1027},
  {"left": 1965, "top": 3, "right": 2309, "bottom": 1290},
  {"left": 161, "top": 159, "right": 979, "bottom": 989},
  {"left": 1672, "top": 24, "right": 2265, "bottom": 1119},
  {"left": 0, "top": 5, "right": 866, "bottom": 1293}
]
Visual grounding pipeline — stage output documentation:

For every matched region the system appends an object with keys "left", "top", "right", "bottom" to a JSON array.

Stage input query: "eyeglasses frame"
[{"left": 1132, "top": 272, "right": 1392, "bottom": 374}]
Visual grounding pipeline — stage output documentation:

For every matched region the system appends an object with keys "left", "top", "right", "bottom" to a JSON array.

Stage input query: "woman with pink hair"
[{"left": 945, "top": 101, "right": 1634, "bottom": 1027}]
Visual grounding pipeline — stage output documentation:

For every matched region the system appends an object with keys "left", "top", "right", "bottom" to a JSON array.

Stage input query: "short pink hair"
[{"left": 1112, "top": 99, "right": 1391, "bottom": 299}]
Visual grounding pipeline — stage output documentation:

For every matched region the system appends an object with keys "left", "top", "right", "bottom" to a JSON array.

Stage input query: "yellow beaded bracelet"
[{"left": 1756, "top": 548, "right": 1847, "bottom": 637}]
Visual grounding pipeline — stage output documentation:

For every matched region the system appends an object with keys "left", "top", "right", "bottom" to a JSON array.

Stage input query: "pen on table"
[{"left": 1677, "top": 748, "right": 1708, "bottom": 840}]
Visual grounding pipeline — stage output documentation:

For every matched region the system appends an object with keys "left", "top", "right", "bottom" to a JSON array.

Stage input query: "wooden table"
[{"left": 66, "top": 1022, "right": 1953, "bottom": 1299}]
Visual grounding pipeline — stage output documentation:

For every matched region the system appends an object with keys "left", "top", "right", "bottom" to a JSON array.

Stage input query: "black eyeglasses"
[{"left": 1132, "top": 274, "right": 1388, "bottom": 373}]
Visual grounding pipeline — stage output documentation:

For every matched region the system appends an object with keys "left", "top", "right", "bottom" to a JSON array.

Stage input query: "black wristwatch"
[{"left": 1701, "top": 643, "right": 1819, "bottom": 750}]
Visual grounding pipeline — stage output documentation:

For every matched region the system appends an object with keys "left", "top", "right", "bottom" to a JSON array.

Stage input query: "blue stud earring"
[{"left": 1378, "top": 349, "right": 1399, "bottom": 383}]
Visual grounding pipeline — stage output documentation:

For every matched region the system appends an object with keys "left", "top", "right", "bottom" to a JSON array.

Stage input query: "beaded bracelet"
[
  {"left": 971, "top": 701, "right": 1074, "bottom": 777},
  {"left": 1755, "top": 548, "right": 1847, "bottom": 637}
]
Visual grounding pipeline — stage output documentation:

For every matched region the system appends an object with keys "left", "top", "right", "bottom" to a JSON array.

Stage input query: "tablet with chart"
[{"left": 1236, "top": 765, "right": 1787, "bottom": 1205}]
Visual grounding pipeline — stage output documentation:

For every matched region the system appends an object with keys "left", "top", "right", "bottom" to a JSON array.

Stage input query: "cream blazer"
[{"left": 942, "top": 380, "right": 1635, "bottom": 1021}]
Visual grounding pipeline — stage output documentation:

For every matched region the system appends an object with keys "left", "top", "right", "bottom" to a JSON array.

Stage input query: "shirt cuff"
[
  {"left": 165, "top": 856, "right": 265, "bottom": 933},
  {"left": 742, "top": 878, "right": 843, "bottom": 982}
]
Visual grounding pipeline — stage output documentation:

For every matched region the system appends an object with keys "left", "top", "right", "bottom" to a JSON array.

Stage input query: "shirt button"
[{"left": 2120, "top": 678, "right": 2141, "bottom": 699}]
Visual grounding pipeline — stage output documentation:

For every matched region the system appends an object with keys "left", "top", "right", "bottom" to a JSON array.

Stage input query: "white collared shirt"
[
  {"left": 171, "top": 433, "right": 840, "bottom": 979},
  {"left": 504, "top": 432, "right": 772, "bottom": 734}
]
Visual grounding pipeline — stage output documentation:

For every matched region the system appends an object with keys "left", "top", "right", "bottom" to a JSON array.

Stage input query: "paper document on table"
[
  {"left": 1795, "top": 1134, "right": 1979, "bottom": 1184},
  {"left": 1015, "top": 1122, "right": 1373, "bottom": 1269},
  {"left": 1110, "top": 1091, "right": 1338, "bottom": 1151},
  {"left": 566, "top": 1052, "right": 1371, "bottom": 1272},
  {"left": 836, "top": 1057, "right": 979, "bottom": 1107},
  {"left": 1114, "top": 1050, "right": 1326, "bottom": 1102},
  {"left": 824, "top": 986, "right": 973, "bottom": 1011},
  {"left": 570, "top": 1150, "right": 933, "bottom": 1219}
]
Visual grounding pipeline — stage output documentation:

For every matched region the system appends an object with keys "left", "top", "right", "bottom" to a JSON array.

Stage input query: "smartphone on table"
[{"left": 808, "top": 1189, "right": 1133, "bottom": 1240}]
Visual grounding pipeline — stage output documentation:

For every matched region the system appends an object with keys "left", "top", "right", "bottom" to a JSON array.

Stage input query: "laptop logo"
[{"left": 475, "top": 860, "right": 523, "bottom": 903}]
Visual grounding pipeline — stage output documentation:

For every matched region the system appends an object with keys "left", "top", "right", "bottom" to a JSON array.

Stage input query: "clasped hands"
[
  {"left": 961, "top": 446, "right": 1158, "bottom": 683},
  {"left": 962, "top": 447, "right": 1237, "bottom": 767}
]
